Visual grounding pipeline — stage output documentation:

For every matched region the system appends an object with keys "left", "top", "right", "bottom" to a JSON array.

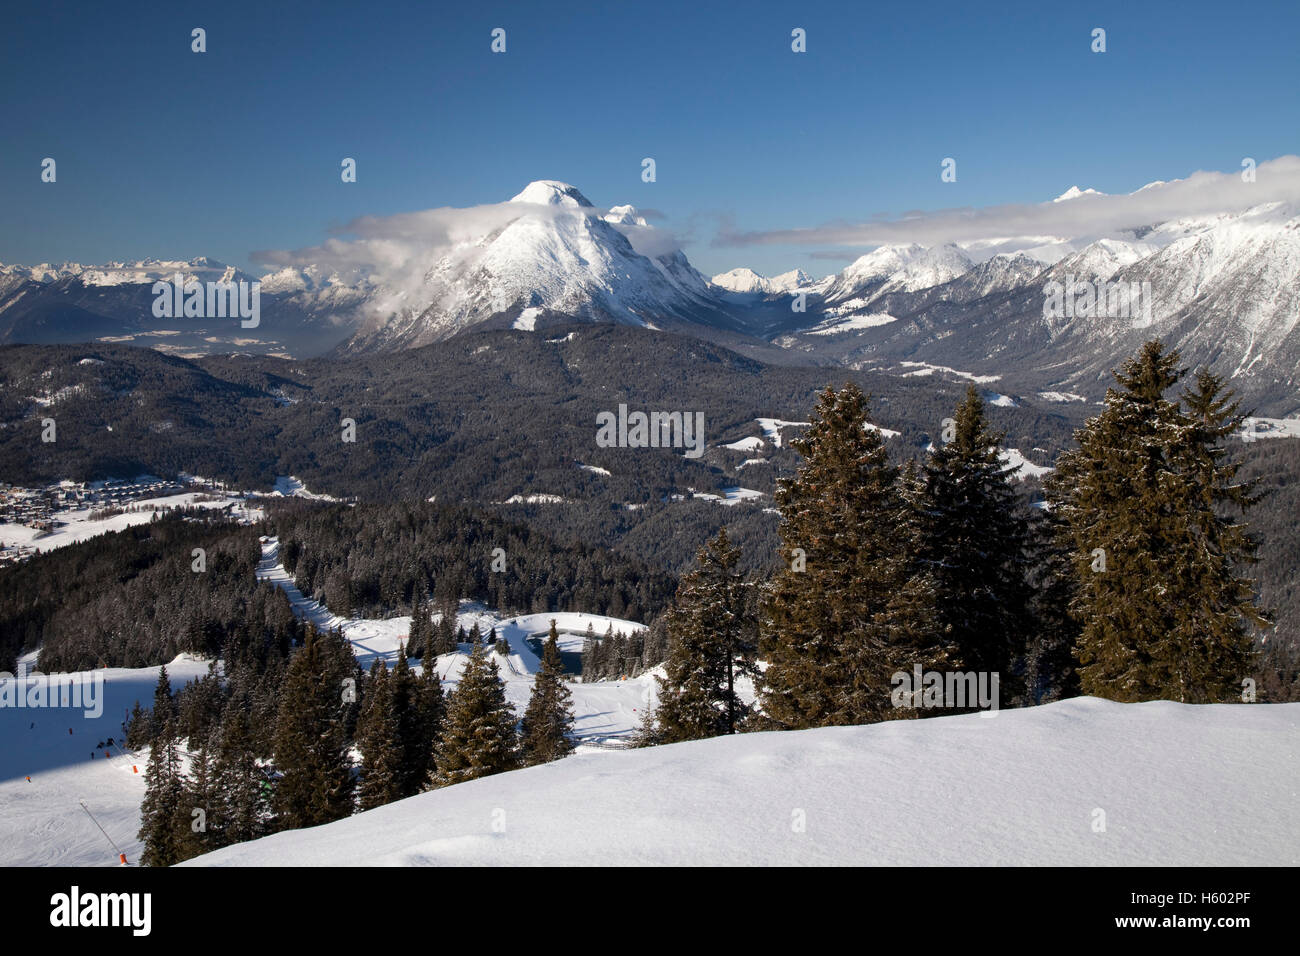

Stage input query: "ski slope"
[
  {"left": 0, "top": 655, "right": 212, "bottom": 867},
  {"left": 186, "top": 697, "right": 1300, "bottom": 867}
]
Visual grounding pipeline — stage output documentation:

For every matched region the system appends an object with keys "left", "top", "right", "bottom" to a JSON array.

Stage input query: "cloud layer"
[{"left": 713, "top": 156, "right": 1300, "bottom": 250}]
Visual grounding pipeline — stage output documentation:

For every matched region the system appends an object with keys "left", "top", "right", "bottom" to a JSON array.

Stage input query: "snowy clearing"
[
  {"left": 803, "top": 313, "right": 899, "bottom": 335},
  {"left": 684, "top": 487, "right": 765, "bottom": 507},
  {"left": 0, "top": 541, "right": 661, "bottom": 866},
  {"left": 721, "top": 435, "right": 765, "bottom": 452},
  {"left": 754, "top": 418, "right": 810, "bottom": 448},
  {"left": 999, "top": 448, "right": 1054, "bottom": 480},
  {"left": 1246, "top": 417, "right": 1300, "bottom": 439},
  {"left": 1038, "top": 391, "right": 1088, "bottom": 403},
  {"left": 899, "top": 361, "right": 1002, "bottom": 384}
]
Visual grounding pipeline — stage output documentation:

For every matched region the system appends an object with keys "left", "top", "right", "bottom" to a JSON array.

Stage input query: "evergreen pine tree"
[
  {"left": 521, "top": 621, "right": 577, "bottom": 764},
  {"left": 271, "top": 625, "right": 356, "bottom": 828},
  {"left": 212, "top": 707, "right": 267, "bottom": 846},
  {"left": 410, "top": 599, "right": 433, "bottom": 659},
  {"left": 389, "top": 649, "right": 430, "bottom": 798},
  {"left": 178, "top": 734, "right": 217, "bottom": 860},
  {"left": 152, "top": 663, "right": 176, "bottom": 733},
  {"left": 356, "top": 661, "right": 403, "bottom": 810},
  {"left": 430, "top": 634, "right": 518, "bottom": 788},
  {"left": 1046, "top": 342, "right": 1266, "bottom": 702},
  {"left": 761, "top": 384, "right": 949, "bottom": 728},
  {"left": 913, "top": 386, "right": 1034, "bottom": 706},
  {"left": 649, "top": 528, "right": 759, "bottom": 741},
  {"left": 125, "top": 699, "right": 149, "bottom": 749},
  {"left": 1021, "top": 506, "right": 1081, "bottom": 704},
  {"left": 418, "top": 652, "right": 446, "bottom": 782},
  {"left": 435, "top": 600, "right": 458, "bottom": 656},
  {"left": 138, "top": 718, "right": 185, "bottom": 866}
]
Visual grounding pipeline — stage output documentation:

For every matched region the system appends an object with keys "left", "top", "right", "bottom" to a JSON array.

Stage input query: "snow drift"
[{"left": 186, "top": 697, "right": 1300, "bottom": 867}]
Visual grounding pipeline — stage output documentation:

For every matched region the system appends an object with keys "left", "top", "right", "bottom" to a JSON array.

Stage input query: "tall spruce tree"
[
  {"left": 435, "top": 599, "right": 460, "bottom": 655},
  {"left": 418, "top": 652, "right": 446, "bottom": 782},
  {"left": 138, "top": 718, "right": 186, "bottom": 866},
  {"left": 409, "top": 599, "right": 433, "bottom": 660},
  {"left": 1047, "top": 342, "right": 1266, "bottom": 702},
  {"left": 1021, "top": 506, "right": 1081, "bottom": 704},
  {"left": 429, "top": 634, "right": 518, "bottom": 788},
  {"left": 1170, "top": 368, "right": 1269, "bottom": 694},
  {"left": 913, "top": 386, "right": 1034, "bottom": 706},
  {"left": 761, "top": 384, "right": 948, "bottom": 728},
  {"left": 389, "top": 650, "right": 431, "bottom": 798},
  {"left": 212, "top": 707, "right": 267, "bottom": 846},
  {"left": 356, "top": 660, "right": 403, "bottom": 810},
  {"left": 521, "top": 621, "right": 577, "bottom": 764},
  {"left": 178, "top": 734, "right": 217, "bottom": 861},
  {"left": 152, "top": 664, "right": 176, "bottom": 736},
  {"left": 271, "top": 625, "right": 356, "bottom": 828},
  {"left": 650, "top": 528, "right": 759, "bottom": 741}
]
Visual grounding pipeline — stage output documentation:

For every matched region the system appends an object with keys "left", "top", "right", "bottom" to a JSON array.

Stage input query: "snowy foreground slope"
[{"left": 188, "top": 698, "right": 1300, "bottom": 867}]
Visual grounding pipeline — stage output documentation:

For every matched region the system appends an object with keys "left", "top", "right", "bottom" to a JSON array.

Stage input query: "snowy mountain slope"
[
  {"left": 0, "top": 257, "right": 251, "bottom": 288},
  {"left": 0, "top": 654, "right": 213, "bottom": 867},
  {"left": 776, "top": 200, "right": 1300, "bottom": 413},
  {"left": 822, "top": 242, "right": 975, "bottom": 305},
  {"left": 185, "top": 696, "right": 1300, "bottom": 866},
  {"left": 342, "top": 181, "right": 749, "bottom": 350}
]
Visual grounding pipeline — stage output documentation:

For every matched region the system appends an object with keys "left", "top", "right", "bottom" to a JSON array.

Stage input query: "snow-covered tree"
[
  {"left": 521, "top": 620, "right": 577, "bottom": 764},
  {"left": 429, "top": 634, "right": 518, "bottom": 788}
]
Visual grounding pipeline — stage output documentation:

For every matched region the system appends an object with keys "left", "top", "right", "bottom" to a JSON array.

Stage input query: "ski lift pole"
[{"left": 79, "top": 800, "right": 129, "bottom": 865}]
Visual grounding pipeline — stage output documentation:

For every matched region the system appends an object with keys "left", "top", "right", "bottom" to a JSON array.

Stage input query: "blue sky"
[{"left": 2, "top": 0, "right": 1296, "bottom": 278}]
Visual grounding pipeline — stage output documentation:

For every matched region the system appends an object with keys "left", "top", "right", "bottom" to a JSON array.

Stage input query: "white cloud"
[{"left": 714, "top": 156, "right": 1300, "bottom": 249}]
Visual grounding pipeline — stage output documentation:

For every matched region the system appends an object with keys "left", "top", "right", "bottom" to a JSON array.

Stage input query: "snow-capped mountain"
[
  {"left": 0, "top": 256, "right": 250, "bottom": 287},
  {"left": 711, "top": 267, "right": 814, "bottom": 295},
  {"left": 779, "top": 199, "right": 1300, "bottom": 413},
  {"left": 0, "top": 255, "right": 362, "bottom": 357},
  {"left": 1052, "top": 185, "right": 1106, "bottom": 203},
  {"left": 2, "top": 175, "right": 1297, "bottom": 409},
  {"left": 343, "top": 181, "right": 748, "bottom": 351},
  {"left": 822, "top": 243, "right": 975, "bottom": 304}
]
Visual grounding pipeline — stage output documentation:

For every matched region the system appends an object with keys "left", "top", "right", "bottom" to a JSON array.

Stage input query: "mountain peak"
[
  {"left": 509, "top": 181, "right": 594, "bottom": 208},
  {"left": 1053, "top": 186, "right": 1105, "bottom": 203}
]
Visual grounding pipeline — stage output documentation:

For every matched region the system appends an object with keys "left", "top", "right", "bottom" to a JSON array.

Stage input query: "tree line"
[
  {"left": 136, "top": 619, "right": 578, "bottom": 865},
  {"left": 639, "top": 341, "right": 1272, "bottom": 743}
]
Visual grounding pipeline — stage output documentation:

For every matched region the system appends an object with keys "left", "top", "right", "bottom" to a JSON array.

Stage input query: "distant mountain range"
[{"left": 3, "top": 179, "right": 1297, "bottom": 413}]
